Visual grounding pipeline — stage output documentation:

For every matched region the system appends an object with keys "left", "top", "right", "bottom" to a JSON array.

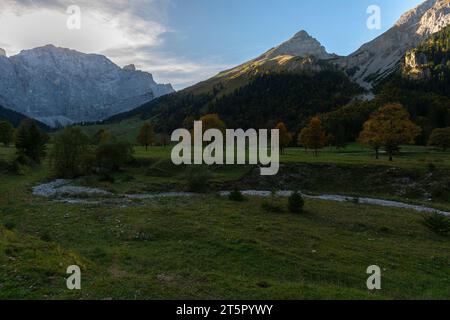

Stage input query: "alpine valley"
[{"left": 1, "top": 0, "right": 450, "bottom": 301}]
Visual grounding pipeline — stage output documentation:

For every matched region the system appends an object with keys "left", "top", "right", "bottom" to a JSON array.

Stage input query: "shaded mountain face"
[
  {"left": 0, "top": 45, "right": 174, "bottom": 127},
  {"left": 338, "top": 0, "right": 450, "bottom": 88}
]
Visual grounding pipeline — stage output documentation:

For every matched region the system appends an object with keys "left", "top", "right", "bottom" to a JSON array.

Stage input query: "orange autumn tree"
[
  {"left": 298, "top": 127, "right": 311, "bottom": 152},
  {"left": 275, "top": 122, "right": 292, "bottom": 154},
  {"left": 198, "top": 114, "right": 226, "bottom": 134},
  {"left": 359, "top": 103, "right": 421, "bottom": 161},
  {"left": 301, "top": 117, "right": 326, "bottom": 157}
]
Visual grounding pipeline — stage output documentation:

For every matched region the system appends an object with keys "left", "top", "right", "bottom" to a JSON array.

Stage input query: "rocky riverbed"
[{"left": 32, "top": 180, "right": 449, "bottom": 216}]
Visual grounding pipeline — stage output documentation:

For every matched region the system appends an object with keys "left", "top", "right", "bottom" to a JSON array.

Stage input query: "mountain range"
[
  {"left": 0, "top": 45, "right": 174, "bottom": 127},
  {"left": 190, "top": 0, "right": 450, "bottom": 93},
  {"left": 104, "top": 0, "right": 450, "bottom": 134}
]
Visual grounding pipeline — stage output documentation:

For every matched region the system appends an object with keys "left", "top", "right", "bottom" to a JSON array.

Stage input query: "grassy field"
[{"left": 0, "top": 144, "right": 449, "bottom": 299}]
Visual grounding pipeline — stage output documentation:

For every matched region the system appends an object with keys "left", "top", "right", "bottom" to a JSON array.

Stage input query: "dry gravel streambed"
[{"left": 32, "top": 180, "right": 449, "bottom": 216}]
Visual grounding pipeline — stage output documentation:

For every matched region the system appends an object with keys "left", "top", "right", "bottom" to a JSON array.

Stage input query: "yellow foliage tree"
[
  {"left": 298, "top": 127, "right": 311, "bottom": 152},
  {"left": 300, "top": 117, "right": 326, "bottom": 157},
  {"left": 359, "top": 103, "right": 421, "bottom": 161},
  {"left": 275, "top": 122, "right": 293, "bottom": 154},
  {"left": 198, "top": 114, "right": 226, "bottom": 133}
]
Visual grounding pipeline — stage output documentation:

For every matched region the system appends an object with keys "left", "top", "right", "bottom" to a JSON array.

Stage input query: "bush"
[
  {"left": 96, "top": 140, "right": 134, "bottom": 173},
  {"left": 9, "top": 154, "right": 33, "bottom": 175},
  {"left": 50, "top": 127, "right": 92, "bottom": 178},
  {"left": 15, "top": 119, "right": 48, "bottom": 164},
  {"left": 288, "top": 191, "right": 305, "bottom": 213},
  {"left": 98, "top": 173, "right": 115, "bottom": 183},
  {"left": 428, "top": 162, "right": 437, "bottom": 173},
  {"left": 3, "top": 222, "right": 15, "bottom": 230},
  {"left": 262, "top": 191, "right": 284, "bottom": 213},
  {"left": 184, "top": 166, "right": 213, "bottom": 193},
  {"left": 421, "top": 213, "right": 450, "bottom": 236},
  {"left": 229, "top": 188, "right": 245, "bottom": 202},
  {"left": 262, "top": 200, "right": 284, "bottom": 213},
  {"left": 428, "top": 127, "right": 450, "bottom": 151}
]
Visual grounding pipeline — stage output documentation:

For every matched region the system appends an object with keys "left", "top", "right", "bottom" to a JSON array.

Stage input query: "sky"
[{"left": 0, "top": 0, "right": 424, "bottom": 89}]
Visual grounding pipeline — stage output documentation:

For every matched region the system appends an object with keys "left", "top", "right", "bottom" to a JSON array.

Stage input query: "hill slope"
[{"left": 0, "top": 105, "right": 50, "bottom": 130}]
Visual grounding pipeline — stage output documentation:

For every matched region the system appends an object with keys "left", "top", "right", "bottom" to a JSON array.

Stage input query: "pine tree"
[
  {"left": 0, "top": 120, "right": 14, "bottom": 147},
  {"left": 15, "top": 119, "right": 48, "bottom": 163}
]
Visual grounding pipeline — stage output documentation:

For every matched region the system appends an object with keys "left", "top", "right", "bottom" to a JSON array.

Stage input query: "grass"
[
  {"left": 0, "top": 144, "right": 449, "bottom": 299},
  {"left": 78, "top": 120, "right": 450, "bottom": 171},
  {"left": 282, "top": 144, "right": 450, "bottom": 170},
  {"left": 1, "top": 175, "right": 449, "bottom": 299}
]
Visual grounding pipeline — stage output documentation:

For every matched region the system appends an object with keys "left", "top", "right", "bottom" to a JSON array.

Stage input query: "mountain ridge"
[
  {"left": 338, "top": 0, "right": 450, "bottom": 88},
  {"left": 0, "top": 44, "right": 174, "bottom": 127}
]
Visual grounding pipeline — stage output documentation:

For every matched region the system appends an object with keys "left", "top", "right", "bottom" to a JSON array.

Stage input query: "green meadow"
[{"left": 0, "top": 143, "right": 449, "bottom": 300}]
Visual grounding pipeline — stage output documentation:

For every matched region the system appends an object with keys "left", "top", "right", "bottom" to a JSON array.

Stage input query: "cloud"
[{"left": 0, "top": 0, "right": 228, "bottom": 89}]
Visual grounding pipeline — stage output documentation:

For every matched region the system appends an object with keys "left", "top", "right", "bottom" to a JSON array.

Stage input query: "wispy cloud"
[{"left": 0, "top": 0, "right": 228, "bottom": 89}]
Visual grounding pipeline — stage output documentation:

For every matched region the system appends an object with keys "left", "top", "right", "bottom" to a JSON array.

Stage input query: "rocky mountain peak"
[
  {"left": 0, "top": 48, "right": 6, "bottom": 57},
  {"left": 123, "top": 64, "right": 137, "bottom": 71},
  {"left": 338, "top": 0, "right": 450, "bottom": 89},
  {"left": 267, "top": 30, "right": 333, "bottom": 60},
  {"left": 0, "top": 45, "right": 174, "bottom": 127}
]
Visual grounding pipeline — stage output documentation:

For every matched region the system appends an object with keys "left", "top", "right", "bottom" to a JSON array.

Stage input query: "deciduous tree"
[
  {"left": 275, "top": 122, "right": 292, "bottom": 154},
  {"left": 359, "top": 104, "right": 421, "bottom": 161},
  {"left": 198, "top": 114, "right": 226, "bottom": 133},
  {"left": 137, "top": 122, "right": 155, "bottom": 150},
  {"left": 428, "top": 127, "right": 450, "bottom": 151},
  {"left": 301, "top": 117, "right": 326, "bottom": 157},
  {"left": 298, "top": 127, "right": 311, "bottom": 152},
  {"left": 50, "top": 127, "right": 92, "bottom": 178}
]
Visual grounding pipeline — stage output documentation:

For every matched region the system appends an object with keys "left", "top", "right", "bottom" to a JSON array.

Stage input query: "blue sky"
[
  {"left": 160, "top": 0, "right": 424, "bottom": 66},
  {"left": 0, "top": 0, "right": 425, "bottom": 89}
]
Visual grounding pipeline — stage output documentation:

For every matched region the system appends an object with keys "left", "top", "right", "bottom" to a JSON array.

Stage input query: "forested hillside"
[
  {"left": 374, "top": 26, "right": 450, "bottom": 143},
  {"left": 107, "top": 71, "right": 362, "bottom": 133},
  {"left": 0, "top": 105, "right": 49, "bottom": 130}
]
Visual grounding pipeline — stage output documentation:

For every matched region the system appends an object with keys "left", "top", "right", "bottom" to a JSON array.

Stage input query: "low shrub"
[
  {"left": 96, "top": 140, "right": 134, "bottom": 173},
  {"left": 98, "top": 173, "right": 115, "bottom": 184},
  {"left": 421, "top": 213, "right": 450, "bottom": 236},
  {"left": 428, "top": 162, "right": 437, "bottom": 173},
  {"left": 9, "top": 155, "right": 33, "bottom": 175},
  {"left": 262, "top": 191, "right": 284, "bottom": 213},
  {"left": 229, "top": 189, "right": 245, "bottom": 202},
  {"left": 3, "top": 222, "right": 15, "bottom": 230},
  {"left": 288, "top": 191, "right": 305, "bottom": 213},
  {"left": 184, "top": 166, "right": 213, "bottom": 193},
  {"left": 262, "top": 200, "right": 284, "bottom": 213}
]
